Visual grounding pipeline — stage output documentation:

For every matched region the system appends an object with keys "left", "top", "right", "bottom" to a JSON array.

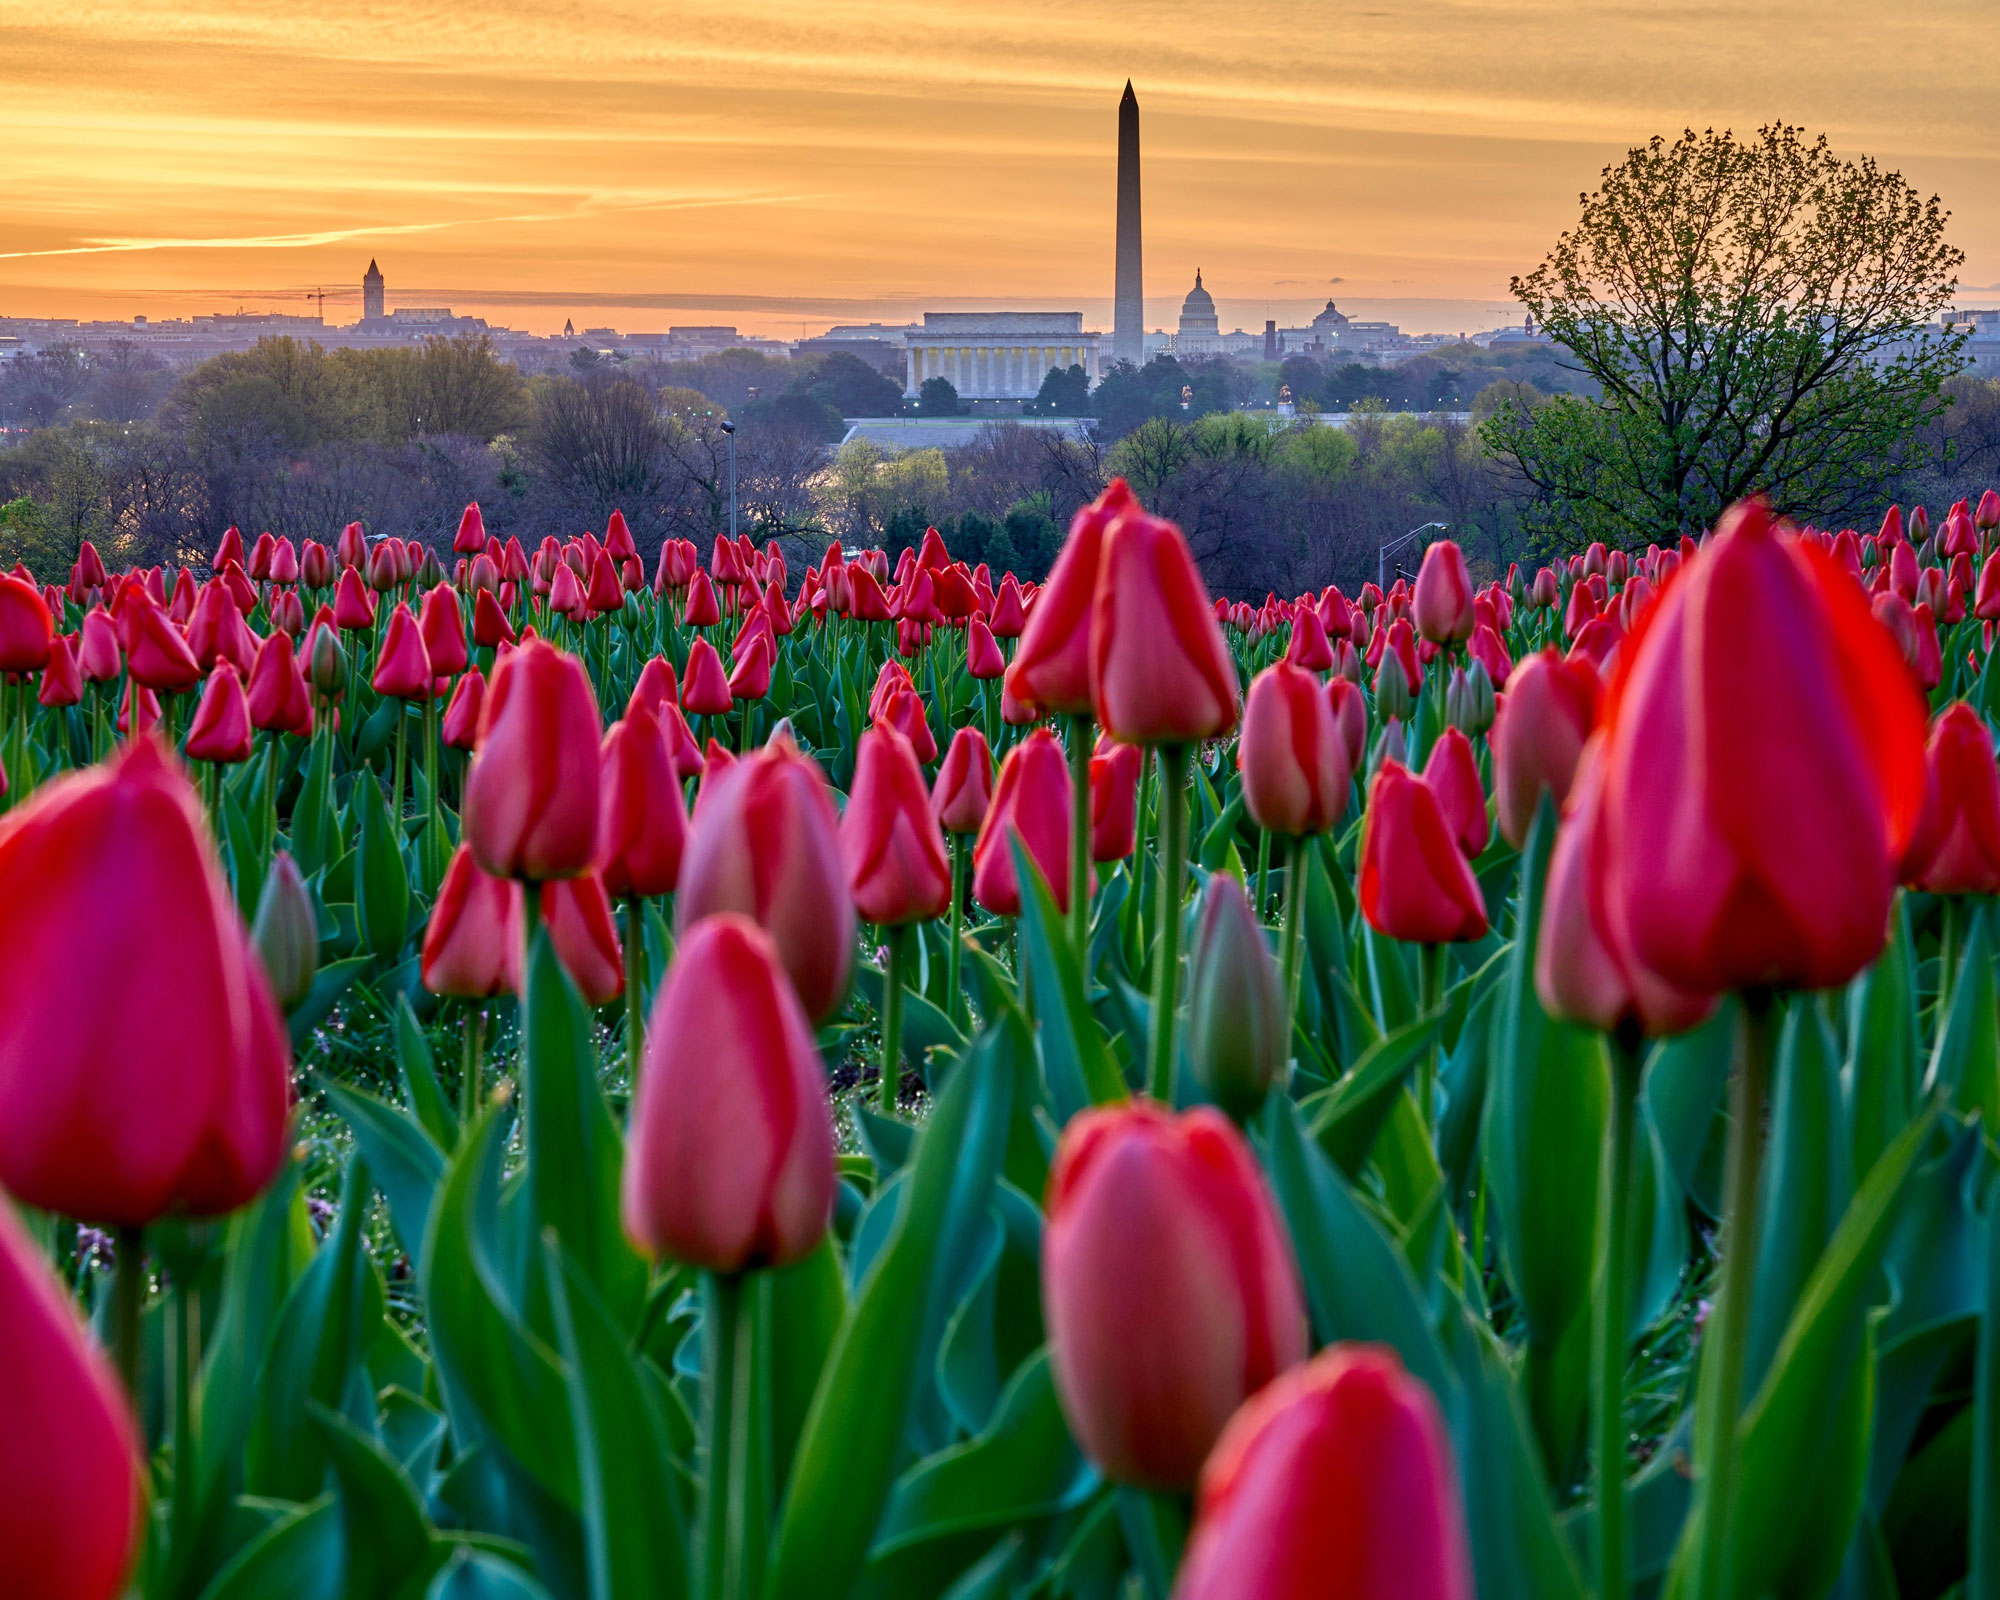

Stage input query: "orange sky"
[{"left": 4, "top": 0, "right": 1999, "bottom": 337}]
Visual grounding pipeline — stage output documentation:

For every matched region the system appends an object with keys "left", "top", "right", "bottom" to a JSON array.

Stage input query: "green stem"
[
  {"left": 423, "top": 694, "right": 440, "bottom": 872},
  {"left": 112, "top": 1224, "right": 145, "bottom": 1400},
  {"left": 1280, "top": 838, "right": 1306, "bottom": 1027},
  {"left": 624, "top": 896, "right": 645, "bottom": 1090},
  {"left": 1067, "top": 713, "right": 1092, "bottom": 959},
  {"left": 1254, "top": 827, "right": 1272, "bottom": 922},
  {"left": 264, "top": 735, "right": 281, "bottom": 854},
  {"left": 702, "top": 1272, "right": 746, "bottom": 1600},
  {"left": 1147, "top": 743, "right": 1192, "bottom": 1102},
  {"left": 880, "top": 923, "right": 908, "bottom": 1113},
  {"left": 1595, "top": 1026, "right": 1643, "bottom": 1600},
  {"left": 461, "top": 1005, "right": 485, "bottom": 1124},
  {"left": 946, "top": 835, "right": 966, "bottom": 1027},
  {"left": 391, "top": 702, "right": 408, "bottom": 823},
  {"left": 1691, "top": 992, "right": 1777, "bottom": 1600},
  {"left": 1417, "top": 942, "right": 1445, "bottom": 1126}
]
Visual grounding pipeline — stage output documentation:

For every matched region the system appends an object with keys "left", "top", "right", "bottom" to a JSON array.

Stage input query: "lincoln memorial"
[{"left": 903, "top": 312, "right": 1103, "bottom": 402}]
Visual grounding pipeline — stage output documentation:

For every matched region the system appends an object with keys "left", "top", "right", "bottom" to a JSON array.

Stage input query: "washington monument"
[{"left": 1113, "top": 81, "right": 1143, "bottom": 367}]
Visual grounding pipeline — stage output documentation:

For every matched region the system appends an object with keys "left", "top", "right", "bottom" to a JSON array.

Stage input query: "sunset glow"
[{"left": 6, "top": 0, "right": 1999, "bottom": 334}]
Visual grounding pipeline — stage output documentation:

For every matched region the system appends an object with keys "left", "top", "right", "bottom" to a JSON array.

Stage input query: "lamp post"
[
  {"left": 1379, "top": 520, "right": 1447, "bottom": 591},
  {"left": 721, "top": 419, "right": 737, "bottom": 541}
]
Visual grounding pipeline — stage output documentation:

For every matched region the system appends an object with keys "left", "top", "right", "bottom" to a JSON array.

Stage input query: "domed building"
[{"left": 1175, "top": 270, "right": 1223, "bottom": 356}]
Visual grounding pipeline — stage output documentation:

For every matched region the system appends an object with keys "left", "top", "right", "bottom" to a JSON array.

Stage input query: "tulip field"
[{"left": 5, "top": 480, "right": 2000, "bottom": 1600}]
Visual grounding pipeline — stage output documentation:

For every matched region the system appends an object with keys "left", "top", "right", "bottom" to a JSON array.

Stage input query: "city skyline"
[{"left": 5, "top": 0, "right": 2000, "bottom": 339}]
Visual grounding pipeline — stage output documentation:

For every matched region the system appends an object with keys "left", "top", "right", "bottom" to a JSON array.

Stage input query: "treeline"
[{"left": 4, "top": 330, "right": 1999, "bottom": 595}]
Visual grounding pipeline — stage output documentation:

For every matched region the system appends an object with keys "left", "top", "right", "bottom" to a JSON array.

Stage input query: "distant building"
[
  {"left": 1113, "top": 83, "right": 1144, "bottom": 368},
  {"left": 1174, "top": 270, "right": 1222, "bottom": 356},
  {"left": 362, "top": 260, "right": 385, "bottom": 321},
  {"left": 904, "top": 312, "right": 1101, "bottom": 404}
]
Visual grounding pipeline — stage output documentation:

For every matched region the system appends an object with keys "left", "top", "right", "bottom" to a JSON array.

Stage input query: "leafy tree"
[
  {"left": 1028, "top": 363, "right": 1091, "bottom": 415},
  {"left": 788, "top": 351, "right": 903, "bottom": 418},
  {"left": 738, "top": 389, "right": 845, "bottom": 443},
  {"left": 918, "top": 377, "right": 963, "bottom": 416},
  {"left": 1484, "top": 124, "right": 1966, "bottom": 548}
]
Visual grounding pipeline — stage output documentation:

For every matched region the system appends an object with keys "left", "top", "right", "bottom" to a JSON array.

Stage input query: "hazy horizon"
[{"left": 6, "top": 0, "right": 2000, "bottom": 341}]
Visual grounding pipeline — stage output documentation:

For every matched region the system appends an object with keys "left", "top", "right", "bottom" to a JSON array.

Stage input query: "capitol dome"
[{"left": 1178, "top": 269, "right": 1220, "bottom": 337}]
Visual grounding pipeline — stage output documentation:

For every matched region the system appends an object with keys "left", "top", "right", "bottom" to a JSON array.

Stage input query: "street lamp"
[
  {"left": 1379, "top": 520, "right": 1447, "bottom": 591},
  {"left": 721, "top": 419, "right": 737, "bottom": 540}
]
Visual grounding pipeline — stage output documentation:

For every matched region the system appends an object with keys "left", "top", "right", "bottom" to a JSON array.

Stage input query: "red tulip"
[
  {"left": 680, "top": 637, "right": 733, "bottom": 717},
  {"left": 464, "top": 637, "right": 601, "bottom": 881},
  {"left": 1091, "top": 505, "right": 1239, "bottom": 744},
  {"left": 120, "top": 592, "right": 201, "bottom": 692},
  {"left": 726, "top": 631, "right": 773, "bottom": 701},
  {"left": 842, "top": 726, "right": 952, "bottom": 925},
  {"left": 1240, "top": 663, "right": 1350, "bottom": 836},
  {"left": 626, "top": 655, "right": 678, "bottom": 723},
  {"left": 471, "top": 587, "right": 515, "bottom": 649},
  {"left": 1537, "top": 737, "right": 1715, "bottom": 1035},
  {"left": 622, "top": 914, "right": 837, "bottom": 1270},
  {"left": 0, "top": 572, "right": 54, "bottom": 674},
  {"left": 1598, "top": 499, "right": 1927, "bottom": 993},
  {"left": 1043, "top": 1102, "right": 1307, "bottom": 1489},
  {"left": 333, "top": 567, "right": 377, "bottom": 631},
  {"left": 597, "top": 714, "right": 688, "bottom": 898},
  {"left": 966, "top": 615, "right": 1006, "bottom": 679},
  {"left": 989, "top": 572, "right": 1028, "bottom": 637},
  {"left": 1412, "top": 539, "right": 1475, "bottom": 645},
  {"left": 1007, "top": 480, "right": 1133, "bottom": 717},
  {"left": 0, "top": 1196, "right": 144, "bottom": 1600},
  {"left": 973, "top": 727, "right": 1078, "bottom": 915},
  {"left": 1326, "top": 678, "right": 1367, "bottom": 774},
  {"left": 184, "top": 580, "right": 258, "bottom": 676},
  {"left": 536, "top": 872, "right": 624, "bottom": 1004},
  {"left": 422, "top": 845, "right": 523, "bottom": 997},
  {"left": 1090, "top": 738, "right": 1142, "bottom": 862},
  {"left": 0, "top": 738, "right": 290, "bottom": 1223},
  {"left": 186, "top": 663, "right": 253, "bottom": 764},
  {"left": 875, "top": 682, "right": 939, "bottom": 764},
  {"left": 419, "top": 583, "right": 469, "bottom": 677},
  {"left": 1358, "top": 760, "right": 1489, "bottom": 944},
  {"left": 1492, "top": 648, "right": 1598, "bottom": 848},
  {"left": 683, "top": 569, "right": 722, "bottom": 628},
  {"left": 1175, "top": 1344, "right": 1473, "bottom": 1600},
  {"left": 1285, "top": 606, "right": 1334, "bottom": 672},
  {"left": 1903, "top": 702, "right": 2000, "bottom": 895},
  {"left": 246, "top": 631, "right": 313, "bottom": 736},
  {"left": 38, "top": 635, "right": 82, "bottom": 709},
  {"left": 1421, "top": 727, "right": 1489, "bottom": 857},
  {"left": 76, "top": 607, "right": 121, "bottom": 683},
  {"left": 932, "top": 725, "right": 995, "bottom": 836},
  {"left": 371, "top": 603, "right": 433, "bottom": 700},
  {"left": 677, "top": 738, "right": 855, "bottom": 1020},
  {"left": 440, "top": 667, "right": 485, "bottom": 750}
]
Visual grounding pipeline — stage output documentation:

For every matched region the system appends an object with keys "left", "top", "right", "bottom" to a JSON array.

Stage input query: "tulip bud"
[
  {"left": 1421, "top": 727, "right": 1489, "bottom": 857},
  {"left": 186, "top": 663, "right": 254, "bottom": 765},
  {"left": 0, "top": 1198, "right": 143, "bottom": 1600},
  {"left": 251, "top": 851, "right": 319, "bottom": 1009},
  {"left": 464, "top": 637, "right": 602, "bottom": 881},
  {"left": 1373, "top": 653, "right": 1414, "bottom": 723},
  {"left": 307, "top": 623, "right": 348, "bottom": 695},
  {"left": 1089, "top": 738, "right": 1142, "bottom": 862},
  {"left": 1176, "top": 1344, "right": 1474, "bottom": 1600},
  {"left": 0, "top": 572, "right": 54, "bottom": 674},
  {"left": 1186, "top": 873, "right": 1286, "bottom": 1118},
  {"left": 622, "top": 915, "right": 837, "bottom": 1271},
  {"left": 0, "top": 738, "right": 291, "bottom": 1223},
  {"left": 1444, "top": 661, "right": 1494, "bottom": 738},
  {"left": 536, "top": 872, "right": 624, "bottom": 1005},
  {"left": 677, "top": 741, "right": 855, "bottom": 1020},
  {"left": 1042, "top": 1102, "right": 1307, "bottom": 1489}
]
